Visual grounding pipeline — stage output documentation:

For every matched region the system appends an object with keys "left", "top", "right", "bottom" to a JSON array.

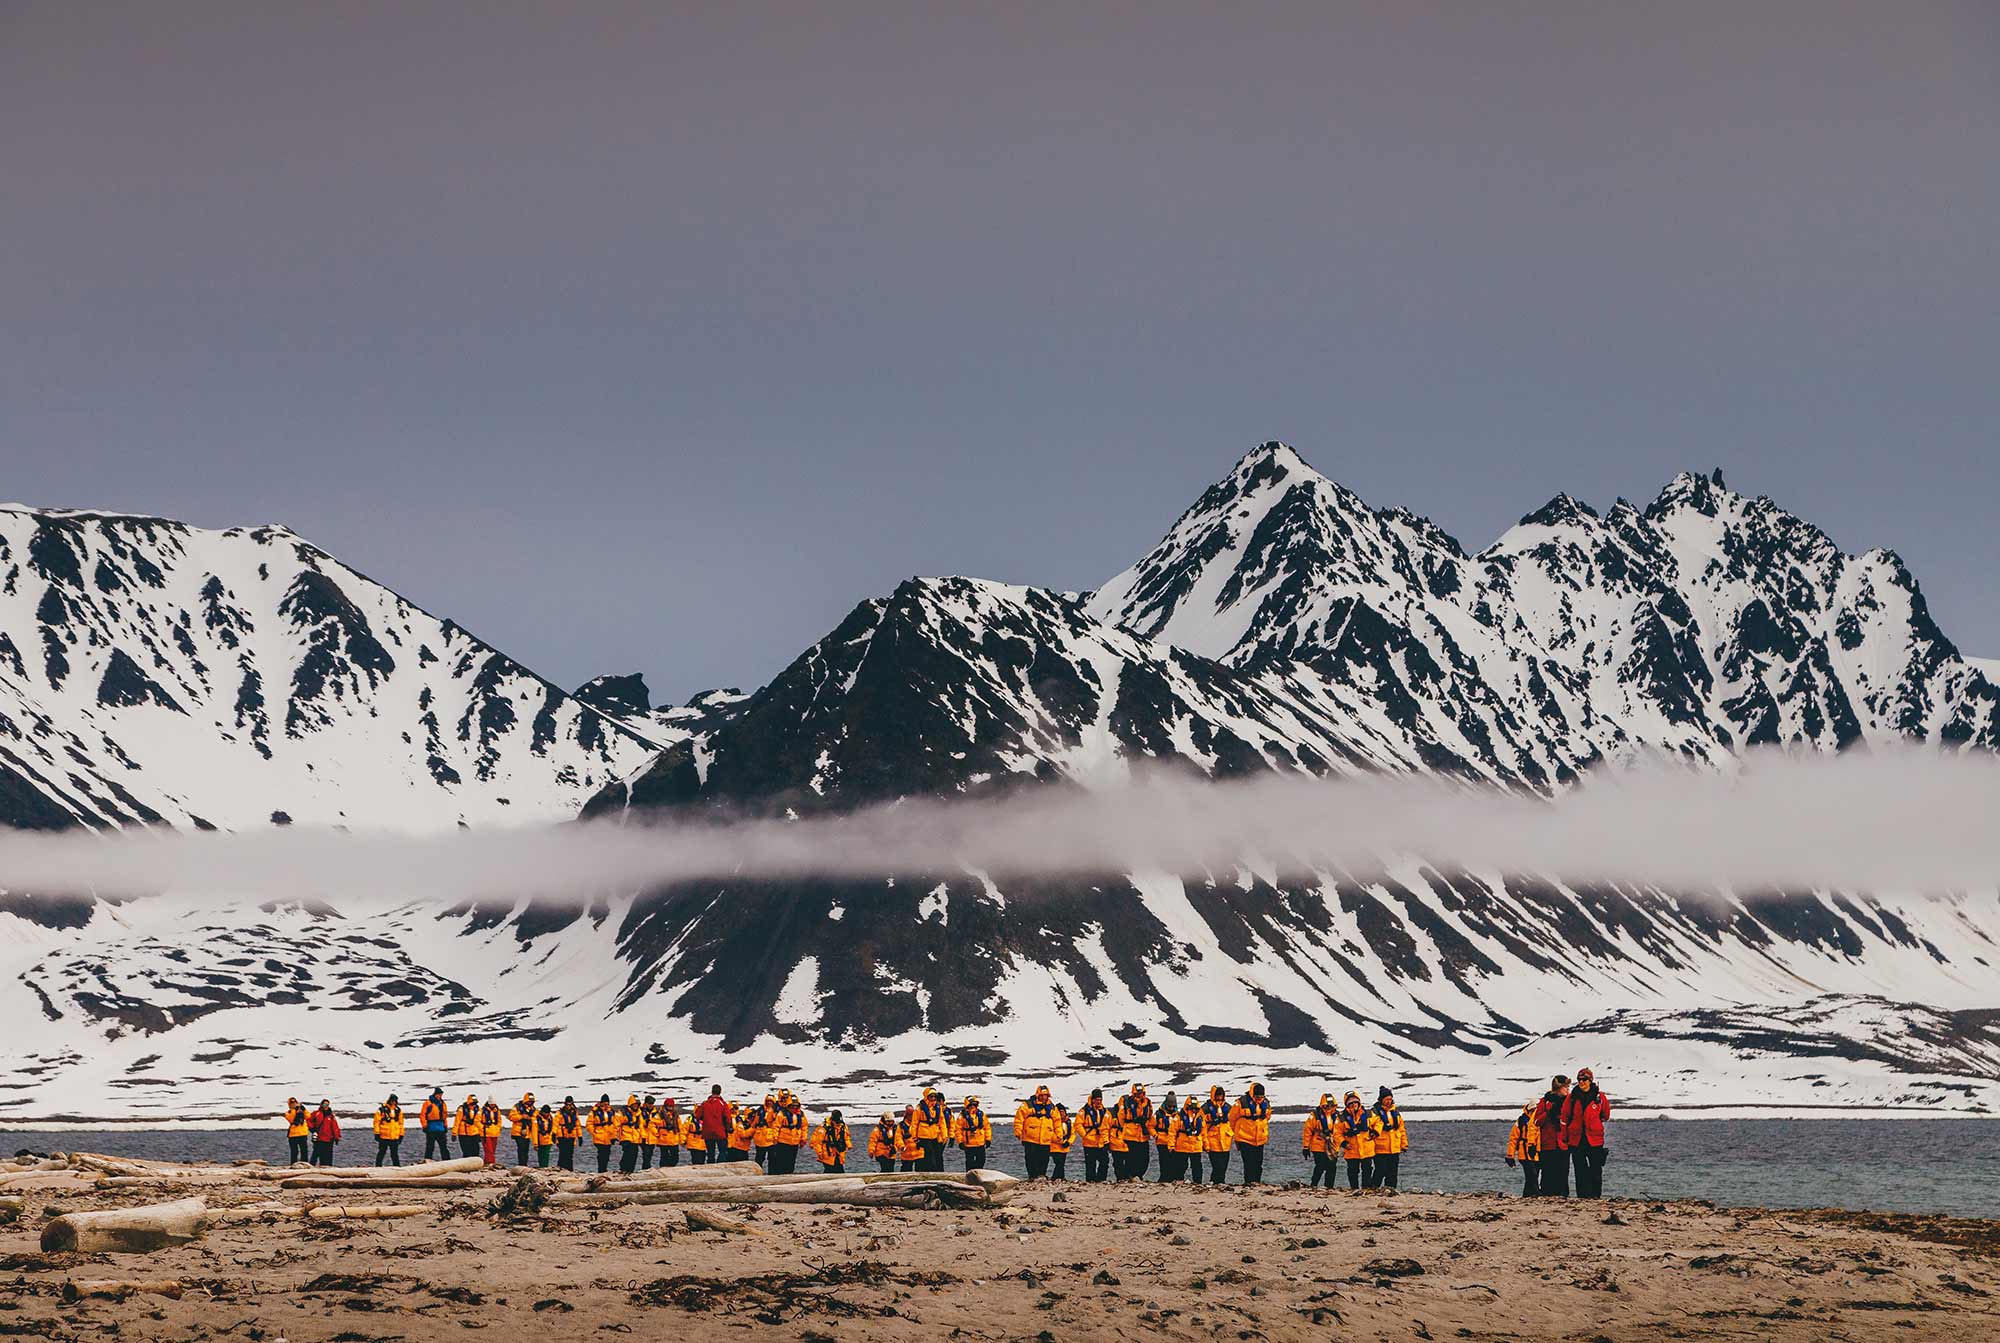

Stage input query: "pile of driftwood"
[
  {"left": 30, "top": 1152, "right": 489, "bottom": 1254},
  {"left": 18, "top": 1150, "right": 1021, "bottom": 1258}
]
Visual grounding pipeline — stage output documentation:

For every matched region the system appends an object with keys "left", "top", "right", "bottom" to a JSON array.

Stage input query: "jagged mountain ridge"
[
  {"left": 4, "top": 452, "right": 1999, "bottom": 1118},
  {"left": 0, "top": 503, "right": 659, "bottom": 832}
]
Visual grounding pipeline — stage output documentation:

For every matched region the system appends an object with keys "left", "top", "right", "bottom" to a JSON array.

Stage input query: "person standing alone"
[{"left": 1562, "top": 1067, "right": 1610, "bottom": 1198}]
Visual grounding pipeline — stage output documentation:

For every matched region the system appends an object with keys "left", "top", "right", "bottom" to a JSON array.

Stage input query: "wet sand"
[{"left": 4, "top": 1176, "right": 1999, "bottom": 1340}]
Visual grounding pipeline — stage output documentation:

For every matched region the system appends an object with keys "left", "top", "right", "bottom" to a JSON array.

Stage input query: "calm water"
[{"left": 12, "top": 1119, "right": 2000, "bottom": 1219}]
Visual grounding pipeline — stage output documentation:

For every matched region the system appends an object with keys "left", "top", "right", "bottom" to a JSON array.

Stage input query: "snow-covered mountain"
[
  {"left": 0, "top": 504, "right": 658, "bottom": 833},
  {"left": 5, "top": 452, "right": 2000, "bottom": 1121}
]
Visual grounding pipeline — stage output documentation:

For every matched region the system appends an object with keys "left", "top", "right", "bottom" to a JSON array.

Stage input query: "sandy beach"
[{"left": 5, "top": 1168, "right": 1999, "bottom": 1341}]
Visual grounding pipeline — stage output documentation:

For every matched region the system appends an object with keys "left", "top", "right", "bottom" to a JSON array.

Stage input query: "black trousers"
[
  {"left": 659, "top": 1145, "right": 679, "bottom": 1167},
  {"left": 754, "top": 1144, "right": 770, "bottom": 1168},
  {"left": 537, "top": 1145, "right": 552, "bottom": 1168},
  {"left": 1084, "top": 1147, "right": 1109, "bottom": 1182},
  {"left": 620, "top": 1141, "right": 642, "bottom": 1174},
  {"left": 375, "top": 1139, "right": 400, "bottom": 1166},
  {"left": 639, "top": 1142, "right": 652, "bottom": 1170},
  {"left": 1309, "top": 1151, "right": 1334, "bottom": 1187},
  {"left": 1180, "top": 1151, "right": 1201, "bottom": 1182},
  {"left": 557, "top": 1138, "right": 575, "bottom": 1170},
  {"left": 423, "top": 1131, "right": 451, "bottom": 1160},
  {"left": 769, "top": 1144, "right": 798, "bottom": 1175},
  {"left": 458, "top": 1135, "right": 480, "bottom": 1159},
  {"left": 288, "top": 1136, "right": 310, "bottom": 1164},
  {"left": 1572, "top": 1145, "right": 1606, "bottom": 1198},
  {"left": 1158, "top": 1147, "right": 1181, "bottom": 1182},
  {"left": 1538, "top": 1150, "right": 1569, "bottom": 1197},
  {"left": 900, "top": 1159, "right": 917, "bottom": 1171},
  {"left": 1022, "top": 1141, "right": 1050, "bottom": 1179},
  {"left": 514, "top": 1137, "right": 532, "bottom": 1167},
  {"left": 312, "top": 1140, "right": 334, "bottom": 1166},
  {"left": 1239, "top": 1142, "right": 1265, "bottom": 1185},
  {"left": 1346, "top": 1157, "right": 1369, "bottom": 1189},
  {"left": 1207, "top": 1151, "right": 1230, "bottom": 1183},
  {"left": 920, "top": 1139, "right": 944, "bottom": 1172},
  {"left": 1375, "top": 1152, "right": 1400, "bottom": 1188},
  {"left": 963, "top": 1145, "right": 987, "bottom": 1170},
  {"left": 594, "top": 1143, "right": 612, "bottom": 1173},
  {"left": 876, "top": 1157, "right": 897, "bottom": 1173},
  {"left": 1050, "top": 1151, "right": 1067, "bottom": 1180},
  {"left": 1127, "top": 1141, "right": 1150, "bottom": 1180},
  {"left": 1519, "top": 1157, "right": 1539, "bottom": 1197}
]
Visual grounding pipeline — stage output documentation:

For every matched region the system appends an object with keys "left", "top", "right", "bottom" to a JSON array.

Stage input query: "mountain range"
[{"left": 3, "top": 447, "right": 1997, "bottom": 1121}]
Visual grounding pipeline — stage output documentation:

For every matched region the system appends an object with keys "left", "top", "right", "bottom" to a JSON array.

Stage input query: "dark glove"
[{"left": 1505, "top": 1157, "right": 1515, "bottom": 1167}]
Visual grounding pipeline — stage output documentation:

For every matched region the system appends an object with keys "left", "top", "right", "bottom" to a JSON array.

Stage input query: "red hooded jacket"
[
  {"left": 1561, "top": 1085, "right": 1610, "bottom": 1149},
  {"left": 699, "top": 1095, "right": 733, "bottom": 1140}
]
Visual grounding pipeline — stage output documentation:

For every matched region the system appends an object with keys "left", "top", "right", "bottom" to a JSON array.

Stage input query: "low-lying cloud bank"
[{"left": 1, "top": 748, "right": 1995, "bottom": 904}]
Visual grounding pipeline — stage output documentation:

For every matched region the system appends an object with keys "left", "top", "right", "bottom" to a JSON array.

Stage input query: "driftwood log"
[
  {"left": 40, "top": 1197, "right": 208, "bottom": 1254},
  {"left": 251, "top": 1156, "right": 484, "bottom": 1181},
  {"left": 683, "top": 1207, "right": 763, "bottom": 1235},
  {"left": 275, "top": 1174, "right": 483, "bottom": 1191},
  {"left": 62, "top": 1279, "right": 185, "bottom": 1303},
  {"left": 205, "top": 1201, "right": 430, "bottom": 1223}
]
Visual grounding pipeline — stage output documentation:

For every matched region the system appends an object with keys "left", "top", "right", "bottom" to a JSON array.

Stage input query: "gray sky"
[{"left": 5, "top": 2, "right": 1996, "bottom": 701}]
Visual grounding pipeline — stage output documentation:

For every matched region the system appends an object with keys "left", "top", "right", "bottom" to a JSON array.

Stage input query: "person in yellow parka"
[
  {"left": 1339, "top": 1091, "right": 1381, "bottom": 1191},
  {"left": 1168, "top": 1094, "right": 1205, "bottom": 1183},
  {"left": 1369, "top": 1087, "right": 1407, "bottom": 1189},
  {"left": 1115, "top": 1084, "right": 1152, "bottom": 1182},
  {"left": 770, "top": 1097, "right": 809, "bottom": 1175},
  {"left": 1150, "top": 1093, "right": 1178, "bottom": 1183},
  {"left": 1049, "top": 1103, "right": 1073, "bottom": 1181},
  {"left": 729, "top": 1105, "right": 757, "bottom": 1162},
  {"left": 554, "top": 1097, "right": 582, "bottom": 1171},
  {"left": 533, "top": 1105, "right": 556, "bottom": 1169},
  {"left": 633, "top": 1096, "right": 659, "bottom": 1171},
  {"left": 283, "top": 1096, "right": 311, "bottom": 1166},
  {"left": 953, "top": 1096, "right": 993, "bottom": 1170},
  {"left": 1304, "top": 1093, "right": 1339, "bottom": 1189},
  {"left": 372, "top": 1094, "right": 404, "bottom": 1167},
  {"left": 1230, "top": 1083, "right": 1271, "bottom": 1185},
  {"left": 586, "top": 1094, "right": 620, "bottom": 1174},
  {"left": 452, "top": 1094, "right": 483, "bottom": 1160},
  {"left": 1506, "top": 1101, "right": 1539, "bottom": 1197},
  {"left": 679, "top": 1108, "right": 704, "bottom": 1164},
  {"left": 914, "top": 1088, "right": 952, "bottom": 1172},
  {"left": 650, "top": 1099, "right": 682, "bottom": 1168},
  {"left": 895, "top": 1107, "right": 924, "bottom": 1172},
  {"left": 617, "top": 1095, "right": 646, "bottom": 1175},
  {"left": 868, "top": 1112, "right": 899, "bottom": 1174},
  {"left": 1200, "top": 1085, "right": 1235, "bottom": 1184},
  {"left": 1015, "top": 1085, "right": 1060, "bottom": 1180},
  {"left": 811, "top": 1111, "right": 849, "bottom": 1173},
  {"left": 506, "top": 1093, "right": 537, "bottom": 1168},
  {"left": 479, "top": 1098, "right": 503, "bottom": 1168},
  {"left": 1075, "top": 1089, "right": 1114, "bottom": 1183},
  {"left": 751, "top": 1094, "right": 779, "bottom": 1169}
]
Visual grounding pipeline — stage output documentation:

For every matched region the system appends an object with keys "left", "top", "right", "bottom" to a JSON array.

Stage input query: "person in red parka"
[
  {"left": 309, "top": 1099, "right": 342, "bottom": 1167},
  {"left": 1561, "top": 1066, "right": 1611, "bottom": 1198},
  {"left": 697, "top": 1085, "right": 734, "bottom": 1165},
  {"left": 1532, "top": 1075, "right": 1570, "bottom": 1197}
]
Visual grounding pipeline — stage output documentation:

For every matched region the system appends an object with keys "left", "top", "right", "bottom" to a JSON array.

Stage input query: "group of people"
[
  {"left": 862, "top": 1082, "right": 1305, "bottom": 1186},
  {"left": 1504, "top": 1069, "right": 1612, "bottom": 1198},
  {"left": 279, "top": 1079, "right": 1426, "bottom": 1191}
]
